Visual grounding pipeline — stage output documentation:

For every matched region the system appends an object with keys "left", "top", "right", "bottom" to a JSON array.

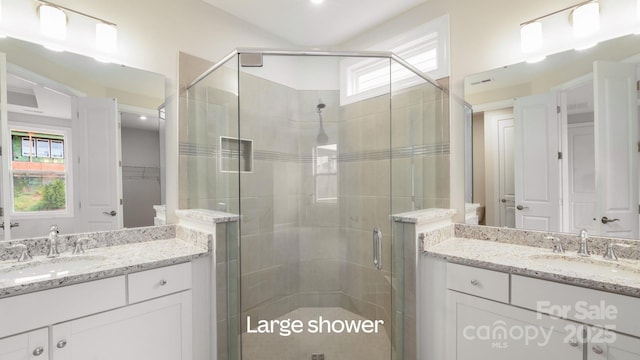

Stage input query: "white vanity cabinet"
[
  {"left": 434, "top": 261, "right": 640, "bottom": 360},
  {"left": 0, "top": 328, "right": 48, "bottom": 360},
  {"left": 51, "top": 291, "right": 191, "bottom": 360},
  {"left": 449, "top": 291, "right": 583, "bottom": 359},
  {"left": 0, "top": 263, "right": 193, "bottom": 360}
]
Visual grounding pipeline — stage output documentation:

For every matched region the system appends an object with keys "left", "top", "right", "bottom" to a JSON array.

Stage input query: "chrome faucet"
[
  {"left": 47, "top": 225, "right": 60, "bottom": 258},
  {"left": 577, "top": 229, "right": 590, "bottom": 257}
]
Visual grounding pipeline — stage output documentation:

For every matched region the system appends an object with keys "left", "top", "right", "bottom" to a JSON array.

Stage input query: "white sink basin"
[
  {"left": 528, "top": 254, "right": 640, "bottom": 277},
  {"left": 0, "top": 255, "right": 107, "bottom": 284}
]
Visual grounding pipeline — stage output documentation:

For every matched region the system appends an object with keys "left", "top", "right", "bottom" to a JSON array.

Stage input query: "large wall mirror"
[
  {"left": 464, "top": 33, "right": 640, "bottom": 239},
  {"left": 0, "top": 37, "right": 165, "bottom": 240}
]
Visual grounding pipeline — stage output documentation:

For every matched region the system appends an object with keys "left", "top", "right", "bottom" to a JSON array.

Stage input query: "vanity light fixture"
[
  {"left": 636, "top": 0, "right": 640, "bottom": 34},
  {"left": 0, "top": 0, "right": 5, "bottom": 39},
  {"left": 520, "top": 21, "right": 543, "bottom": 53},
  {"left": 36, "top": 1, "right": 118, "bottom": 54},
  {"left": 96, "top": 22, "right": 118, "bottom": 53},
  {"left": 572, "top": 1, "right": 600, "bottom": 49},
  {"left": 519, "top": 0, "right": 601, "bottom": 56},
  {"left": 38, "top": 4, "right": 67, "bottom": 40}
]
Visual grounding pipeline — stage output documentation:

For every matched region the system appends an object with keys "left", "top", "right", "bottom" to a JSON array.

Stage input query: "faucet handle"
[
  {"left": 603, "top": 240, "right": 631, "bottom": 261},
  {"left": 546, "top": 236, "right": 564, "bottom": 254},
  {"left": 73, "top": 237, "right": 89, "bottom": 255},
  {"left": 8, "top": 243, "right": 32, "bottom": 262}
]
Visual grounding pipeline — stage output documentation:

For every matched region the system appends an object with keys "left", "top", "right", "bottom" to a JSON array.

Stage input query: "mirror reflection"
[
  {"left": 0, "top": 37, "right": 165, "bottom": 240},
  {"left": 464, "top": 34, "right": 640, "bottom": 239}
]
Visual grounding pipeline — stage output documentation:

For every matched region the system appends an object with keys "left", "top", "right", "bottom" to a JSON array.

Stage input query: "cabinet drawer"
[
  {"left": 0, "top": 276, "right": 126, "bottom": 338},
  {"left": 128, "top": 263, "right": 192, "bottom": 303},
  {"left": 512, "top": 275, "right": 640, "bottom": 338},
  {"left": 446, "top": 263, "right": 509, "bottom": 303}
]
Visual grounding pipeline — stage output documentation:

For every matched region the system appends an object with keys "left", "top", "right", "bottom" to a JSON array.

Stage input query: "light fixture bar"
[
  {"left": 37, "top": 0, "right": 116, "bottom": 26},
  {"left": 521, "top": 0, "right": 597, "bottom": 26}
]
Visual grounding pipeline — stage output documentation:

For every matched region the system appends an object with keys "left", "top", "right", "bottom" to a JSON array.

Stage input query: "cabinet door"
[
  {"left": 52, "top": 291, "right": 192, "bottom": 360},
  {"left": 0, "top": 328, "right": 48, "bottom": 360},
  {"left": 448, "top": 291, "right": 583, "bottom": 360},
  {"left": 587, "top": 330, "right": 640, "bottom": 360}
]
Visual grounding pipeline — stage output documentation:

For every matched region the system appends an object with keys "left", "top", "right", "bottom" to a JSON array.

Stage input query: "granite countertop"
[
  {"left": 425, "top": 237, "right": 640, "bottom": 298},
  {"left": 0, "top": 237, "right": 209, "bottom": 299}
]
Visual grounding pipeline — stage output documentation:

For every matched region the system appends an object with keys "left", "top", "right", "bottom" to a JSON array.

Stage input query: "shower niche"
[
  {"left": 184, "top": 50, "right": 449, "bottom": 360},
  {"left": 220, "top": 136, "right": 253, "bottom": 173}
]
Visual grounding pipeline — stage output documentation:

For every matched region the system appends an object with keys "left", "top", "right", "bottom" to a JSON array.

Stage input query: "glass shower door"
[{"left": 237, "top": 53, "right": 394, "bottom": 360}]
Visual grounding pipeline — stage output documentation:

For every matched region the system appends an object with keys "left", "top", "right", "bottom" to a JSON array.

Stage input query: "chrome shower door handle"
[{"left": 373, "top": 227, "right": 382, "bottom": 271}]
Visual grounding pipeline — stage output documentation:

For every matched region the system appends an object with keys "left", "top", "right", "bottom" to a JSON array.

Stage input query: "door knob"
[
  {"left": 516, "top": 205, "right": 529, "bottom": 211},
  {"left": 501, "top": 198, "right": 507, "bottom": 203},
  {"left": 103, "top": 210, "right": 117, "bottom": 216},
  {"left": 601, "top": 216, "right": 620, "bottom": 224}
]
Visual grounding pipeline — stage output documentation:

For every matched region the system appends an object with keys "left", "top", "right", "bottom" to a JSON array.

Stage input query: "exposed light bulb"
[
  {"left": 38, "top": 4, "right": 67, "bottom": 40},
  {"left": 310, "top": 0, "right": 324, "bottom": 4},
  {"left": 139, "top": 115, "right": 148, "bottom": 121}
]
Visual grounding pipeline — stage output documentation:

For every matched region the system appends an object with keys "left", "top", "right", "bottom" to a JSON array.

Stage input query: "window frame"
[
  {"left": 340, "top": 14, "right": 450, "bottom": 106},
  {"left": 313, "top": 144, "right": 338, "bottom": 203},
  {"left": 8, "top": 123, "right": 74, "bottom": 219}
]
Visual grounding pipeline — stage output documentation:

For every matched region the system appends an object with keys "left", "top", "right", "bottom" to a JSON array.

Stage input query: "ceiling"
[{"left": 202, "top": 0, "right": 428, "bottom": 47}]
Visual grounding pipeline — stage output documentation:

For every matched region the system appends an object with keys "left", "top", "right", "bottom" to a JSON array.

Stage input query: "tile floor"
[{"left": 242, "top": 307, "right": 391, "bottom": 360}]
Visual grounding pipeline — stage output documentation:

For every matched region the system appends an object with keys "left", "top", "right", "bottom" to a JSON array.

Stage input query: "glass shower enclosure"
[{"left": 184, "top": 49, "right": 448, "bottom": 360}]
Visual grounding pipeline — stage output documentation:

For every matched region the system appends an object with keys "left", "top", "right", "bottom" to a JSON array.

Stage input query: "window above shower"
[{"left": 340, "top": 14, "right": 450, "bottom": 106}]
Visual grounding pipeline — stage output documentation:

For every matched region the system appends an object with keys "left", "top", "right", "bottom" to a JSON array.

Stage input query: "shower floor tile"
[{"left": 242, "top": 307, "right": 391, "bottom": 360}]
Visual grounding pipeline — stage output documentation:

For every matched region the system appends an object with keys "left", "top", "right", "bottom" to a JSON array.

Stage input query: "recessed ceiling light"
[
  {"left": 139, "top": 115, "right": 147, "bottom": 120},
  {"left": 310, "top": 0, "right": 324, "bottom": 5}
]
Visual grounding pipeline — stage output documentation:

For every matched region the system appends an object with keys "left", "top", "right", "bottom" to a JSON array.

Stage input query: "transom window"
[{"left": 340, "top": 14, "right": 450, "bottom": 105}]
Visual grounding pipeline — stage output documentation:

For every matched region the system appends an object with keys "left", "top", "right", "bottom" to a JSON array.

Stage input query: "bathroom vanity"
[
  {"left": 404, "top": 209, "right": 640, "bottom": 360},
  {"left": 0, "top": 209, "right": 233, "bottom": 360}
]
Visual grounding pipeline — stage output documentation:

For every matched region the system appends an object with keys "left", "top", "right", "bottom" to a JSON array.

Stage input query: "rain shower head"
[{"left": 316, "top": 99, "right": 328, "bottom": 145}]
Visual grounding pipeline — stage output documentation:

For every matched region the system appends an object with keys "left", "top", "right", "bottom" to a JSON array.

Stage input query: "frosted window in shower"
[{"left": 314, "top": 144, "right": 337, "bottom": 202}]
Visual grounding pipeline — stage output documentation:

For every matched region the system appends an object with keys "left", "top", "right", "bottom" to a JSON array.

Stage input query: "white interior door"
[
  {"left": 76, "top": 97, "right": 122, "bottom": 231},
  {"left": 497, "top": 117, "right": 515, "bottom": 228},
  {"left": 593, "top": 61, "right": 639, "bottom": 238},
  {"left": 567, "top": 123, "right": 597, "bottom": 234},
  {"left": 514, "top": 93, "right": 561, "bottom": 232}
]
